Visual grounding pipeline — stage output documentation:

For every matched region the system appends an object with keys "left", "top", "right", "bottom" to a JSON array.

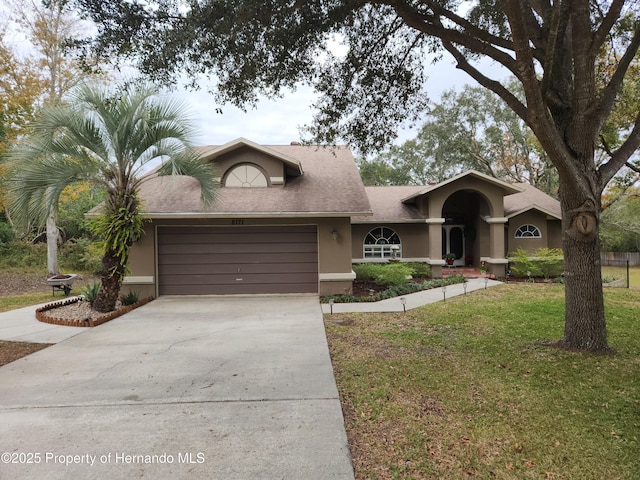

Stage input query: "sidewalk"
[
  {"left": 0, "top": 301, "right": 88, "bottom": 343},
  {"left": 321, "top": 277, "right": 502, "bottom": 314}
]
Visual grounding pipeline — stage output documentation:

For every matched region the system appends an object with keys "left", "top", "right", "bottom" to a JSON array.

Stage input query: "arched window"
[
  {"left": 515, "top": 224, "right": 542, "bottom": 238},
  {"left": 224, "top": 163, "right": 268, "bottom": 187},
  {"left": 364, "top": 227, "right": 402, "bottom": 258}
]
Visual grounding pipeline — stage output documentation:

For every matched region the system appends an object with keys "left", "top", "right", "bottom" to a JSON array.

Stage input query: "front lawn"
[{"left": 325, "top": 284, "right": 640, "bottom": 479}]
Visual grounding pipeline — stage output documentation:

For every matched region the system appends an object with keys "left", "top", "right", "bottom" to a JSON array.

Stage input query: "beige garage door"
[{"left": 157, "top": 226, "right": 318, "bottom": 295}]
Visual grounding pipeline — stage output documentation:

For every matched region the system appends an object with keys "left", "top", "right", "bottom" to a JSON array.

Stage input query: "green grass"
[
  {"left": 0, "top": 292, "right": 54, "bottom": 312},
  {"left": 325, "top": 284, "right": 640, "bottom": 480},
  {"left": 602, "top": 266, "right": 640, "bottom": 288}
]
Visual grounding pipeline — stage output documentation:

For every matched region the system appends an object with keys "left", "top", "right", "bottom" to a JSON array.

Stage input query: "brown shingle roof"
[
  {"left": 137, "top": 143, "right": 372, "bottom": 218},
  {"left": 504, "top": 183, "right": 561, "bottom": 219},
  {"left": 353, "top": 179, "right": 560, "bottom": 223},
  {"left": 352, "top": 186, "right": 427, "bottom": 223}
]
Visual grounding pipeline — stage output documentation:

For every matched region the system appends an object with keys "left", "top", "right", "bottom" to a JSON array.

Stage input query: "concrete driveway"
[{"left": 0, "top": 296, "right": 354, "bottom": 479}]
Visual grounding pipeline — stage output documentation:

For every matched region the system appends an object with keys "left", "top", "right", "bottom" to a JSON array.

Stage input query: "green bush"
[
  {"left": 0, "top": 222, "right": 14, "bottom": 244},
  {"left": 61, "top": 238, "right": 103, "bottom": 273},
  {"left": 323, "top": 276, "right": 466, "bottom": 303},
  {"left": 508, "top": 248, "right": 563, "bottom": 279},
  {"left": 0, "top": 241, "right": 47, "bottom": 268},
  {"left": 353, "top": 263, "right": 413, "bottom": 286},
  {"left": 120, "top": 290, "right": 139, "bottom": 306},
  {"left": 81, "top": 281, "right": 101, "bottom": 306},
  {"left": 405, "top": 262, "right": 431, "bottom": 278}
]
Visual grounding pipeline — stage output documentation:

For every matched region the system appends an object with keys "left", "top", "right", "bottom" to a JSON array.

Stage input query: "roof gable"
[
  {"left": 504, "top": 183, "right": 561, "bottom": 220},
  {"left": 196, "top": 137, "right": 303, "bottom": 177},
  {"left": 401, "top": 170, "right": 522, "bottom": 203}
]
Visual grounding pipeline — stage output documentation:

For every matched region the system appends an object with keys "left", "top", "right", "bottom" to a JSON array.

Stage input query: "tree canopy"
[
  {"left": 359, "top": 82, "right": 559, "bottom": 194},
  {"left": 76, "top": 0, "right": 640, "bottom": 352}
]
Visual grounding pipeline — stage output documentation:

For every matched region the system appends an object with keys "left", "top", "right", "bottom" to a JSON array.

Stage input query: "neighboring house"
[{"left": 124, "top": 138, "right": 561, "bottom": 297}]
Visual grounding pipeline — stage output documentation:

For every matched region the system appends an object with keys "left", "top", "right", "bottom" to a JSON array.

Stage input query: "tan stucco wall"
[
  {"left": 547, "top": 220, "right": 562, "bottom": 249},
  {"left": 351, "top": 223, "right": 429, "bottom": 260},
  {"left": 214, "top": 146, "right": 286, "bottom": 185},
  {"left": 425, "top": 178, "right": 502, "bottom": 218},
  {"left": 125, "top": 216, "right": 354, "bottom": 297},
  {"left": 508, "top": 211, "right": 555, "bottom": 253}
]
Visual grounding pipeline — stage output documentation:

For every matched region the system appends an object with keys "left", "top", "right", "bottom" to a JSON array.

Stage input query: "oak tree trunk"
[{"left": 557, "top": 179, "right": 609, "bottom": 352}]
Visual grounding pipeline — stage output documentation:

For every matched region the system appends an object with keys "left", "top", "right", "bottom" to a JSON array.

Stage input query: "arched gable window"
[
  {"left": 364, "top": 227, "right": 402, "bottom": 258},
  {"left": 224, "top": 163, "right": 268, "bottom": 187},
  {"left": 515, "top": 224, "right": 542, "bottom": 238}
]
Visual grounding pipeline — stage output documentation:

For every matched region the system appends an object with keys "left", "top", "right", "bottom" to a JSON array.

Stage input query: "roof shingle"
[{"left": 137, "top": 144, "right": 372, "bottom": 217}]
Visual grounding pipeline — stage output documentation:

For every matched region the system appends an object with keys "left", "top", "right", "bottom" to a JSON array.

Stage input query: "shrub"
[
  {"left": 81, "top": 281, "right": 101, "bottom": 306},
  {"left": 0, "top": 241, "right": 47, "bottom": 268},
  {"left": 0, "top": 222, "right": 14, "bottom": 244},
  {"left": 61, "top": 238, "right": 103, "bottom": 273},
  {"left": 120, "top": 290, "right": 139, "bottom": 306},
  {"left": 508, "top": 248, "right": 563, "bottom": 279},
  {"left": 353, "top": 263, "right": 413, "bottom": 287},
  {"left": 535, "top": 248, "right": 564, "bottom": 278},
  {"left": 323, "top": 275, "right": 466, "bottom": 303},
  {"left": 405, "top": 262, "right": 431, "bottom": 278}
]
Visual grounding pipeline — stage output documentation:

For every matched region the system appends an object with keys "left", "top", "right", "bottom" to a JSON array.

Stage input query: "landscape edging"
[{"left": 36, "top": 296, "right": 154, "bottom": 327}]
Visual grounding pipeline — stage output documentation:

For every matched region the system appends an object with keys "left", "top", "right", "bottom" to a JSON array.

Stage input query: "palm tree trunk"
[
  {"left": 46, "top": 212, "right": 60, "bottom": 276},
  {"left": 92, "top": 247, "right": 126, "bottom": 313}
]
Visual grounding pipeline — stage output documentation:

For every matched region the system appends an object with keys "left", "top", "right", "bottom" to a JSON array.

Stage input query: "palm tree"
[{"left": 6, "top": 83, "right": 217, "bottom": 312}]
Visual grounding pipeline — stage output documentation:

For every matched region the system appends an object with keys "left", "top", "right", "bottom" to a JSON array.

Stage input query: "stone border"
[{"left": 36, "top": 296, "right": 154, "bottom": 328}]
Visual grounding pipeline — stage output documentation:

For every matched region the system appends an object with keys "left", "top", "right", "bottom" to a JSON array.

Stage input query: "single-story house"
[{"left": 123, "top": 138, "right": 561, "bottom": 297}]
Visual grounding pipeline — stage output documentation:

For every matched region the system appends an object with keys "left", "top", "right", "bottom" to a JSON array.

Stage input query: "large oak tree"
[{"left": 76, "top": 0, "right": 640, "bottom": 352}]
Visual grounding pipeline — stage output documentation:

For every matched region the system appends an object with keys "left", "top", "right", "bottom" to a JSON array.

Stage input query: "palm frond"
[
  {"left": 5, "top": 81, "right": 213, "bottom": 225},
  {"left": 156, "top": 150, "right": 219, "bottom": 206},
  {"left": 6, "top": 153, "right": 102, "bottom": 227}
]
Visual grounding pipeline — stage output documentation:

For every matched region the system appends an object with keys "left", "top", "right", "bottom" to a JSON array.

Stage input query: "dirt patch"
[
  {"left": 0, "top": 271, "right": 99, "bottom": 297},
  {"left": 0, "top": 340, "right": 51, "bottom": 367}
]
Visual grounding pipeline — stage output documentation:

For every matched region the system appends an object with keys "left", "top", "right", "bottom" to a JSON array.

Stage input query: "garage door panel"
[
  {"left": 158, "top": 252, "right": 318, "bottom": 265},
  {"left": 159, "top": 262, "right": 318, "bottom": 275},
  {"left": 163, "top": 282, "right": 318, "bottom": 295},
  {"left": 157, "top": 226, "right": 318, "bottom": 295},
  {"left": 159, "top": 231, "right": 316, "bottom": 245},
  {"left": 159, "top": 272, "right": 318, "bottom": 286},
  {"left": 158, "top": 242, "right": 317, "bottom": 255}
]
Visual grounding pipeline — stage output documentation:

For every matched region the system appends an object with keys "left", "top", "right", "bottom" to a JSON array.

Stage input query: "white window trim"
[
  {"left": 363, "top": 227, "right": 402, "bottom": 259},
  {"left": 514, "top": 224, "right": 542, "bottom": 238},
  {"left": 223, "top": 163, "right": 269, "bottom": 187}
]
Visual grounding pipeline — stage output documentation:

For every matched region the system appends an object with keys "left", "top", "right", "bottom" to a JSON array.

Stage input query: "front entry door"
[{"left": 442, "top": 225, "right": 465, "bottom": 266}]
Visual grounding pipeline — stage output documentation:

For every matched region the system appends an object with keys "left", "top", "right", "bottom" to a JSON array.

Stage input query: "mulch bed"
[{"left": 0, "top": 341, "right": 51, "bottom": 367}]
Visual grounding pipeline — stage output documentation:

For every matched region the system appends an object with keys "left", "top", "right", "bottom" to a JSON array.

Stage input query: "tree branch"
[
  {"left": 420, "top": 0, "right": 516, "bottom": 53},
  {"left": 626, "top": 161, "right": 640, "bottom": 173},
  {"left": 384, "top": 0, "right": 520, "bottom": 74},
  {"left": 439, "top": 38, "right": 527, "bottom": 121},
  {"left": 599, "top": 109, "right": 640, "bottom": 188},
  {"left": 595, "top": 23, "right": 640, "bottom": 128},
  {"left": 539, "top": 2, "right": 572, "bottom": 107},
  {"left": 592, "top": 0, "right": 625, "bottom": 53},
  {"left": 502, "top": 1, "right": 572, "bottom": 166}
]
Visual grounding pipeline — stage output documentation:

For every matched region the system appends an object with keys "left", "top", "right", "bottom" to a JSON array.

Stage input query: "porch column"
[
  {"left": 484, "top": 217, "right": 508, "bottom": 277},
  {"left": 426, "top": 218, "right": 445, "bottom": 278}
]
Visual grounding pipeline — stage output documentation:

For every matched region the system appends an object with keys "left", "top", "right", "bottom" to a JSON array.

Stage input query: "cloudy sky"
[{"left": 182, "top": 57, "right": 507, "bottom": 149}]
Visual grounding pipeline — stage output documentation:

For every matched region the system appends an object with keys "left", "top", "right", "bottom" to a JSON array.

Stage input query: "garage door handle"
[{"left": 236, "top": 278, "right": 243, "bottom": 281}]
